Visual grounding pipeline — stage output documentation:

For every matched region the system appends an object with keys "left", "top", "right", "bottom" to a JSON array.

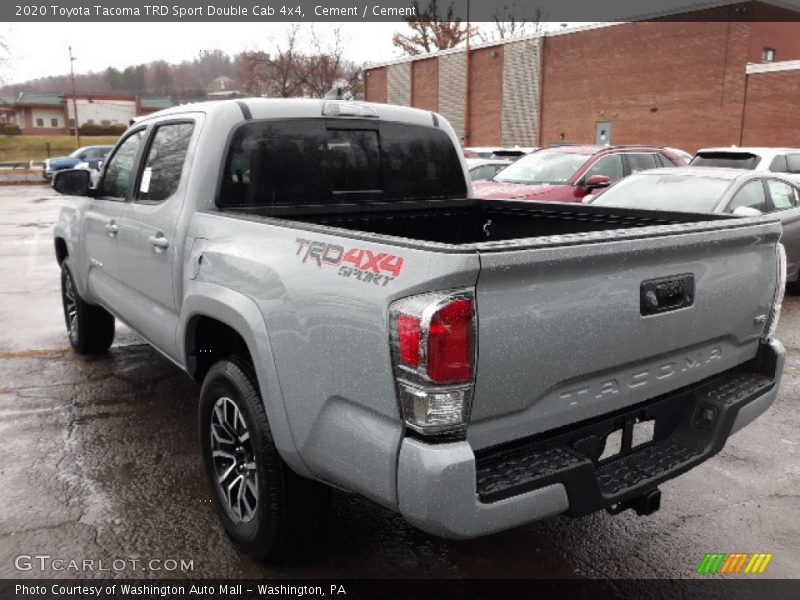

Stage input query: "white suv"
[{"left": 692, "top": 147, "right": 800, "bottom": 175}]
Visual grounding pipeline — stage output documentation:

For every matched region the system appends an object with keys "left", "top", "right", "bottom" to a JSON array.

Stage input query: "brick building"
[
  {"left": 363, "top": 1, "right": 800, "bottom": 153},
  {"left": 0, "top": 92, "right": 173, "bottom": 135}
]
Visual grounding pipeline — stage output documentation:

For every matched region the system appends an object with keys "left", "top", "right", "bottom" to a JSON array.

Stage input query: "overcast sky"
[{"left": 1, "top": 22, "right": 407, "bottom": 85}]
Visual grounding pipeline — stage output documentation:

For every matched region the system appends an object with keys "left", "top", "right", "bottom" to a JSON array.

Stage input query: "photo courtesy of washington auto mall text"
[{"left": 1, "top": 0, "right": 800, "bottom": 598}]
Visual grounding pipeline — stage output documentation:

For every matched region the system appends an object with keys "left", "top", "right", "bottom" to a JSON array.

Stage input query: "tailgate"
[{"left": 468, "top": 218, "right": 782, "bottom": 450}]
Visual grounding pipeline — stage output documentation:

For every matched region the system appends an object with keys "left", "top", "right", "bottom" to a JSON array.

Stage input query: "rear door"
[
  {"left": 114, "top": 118, "right": 197, "bottom": 359},
  {"left": 624, "top": 153, "right": 659, "bottom": 175},
  {"left": 468, "top": 219, "right": 781, "bottom": 450}
]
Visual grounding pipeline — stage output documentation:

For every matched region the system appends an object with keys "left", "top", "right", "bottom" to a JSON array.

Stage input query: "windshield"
[
  {"left": 590, "top": 173, "right": 734, "bottom": 213},
  {"left": 68, "top": 148, "right": 87, "bottom": 158},
  {"left": 493, "top": 151, "right": 588, "bottom": 184}
]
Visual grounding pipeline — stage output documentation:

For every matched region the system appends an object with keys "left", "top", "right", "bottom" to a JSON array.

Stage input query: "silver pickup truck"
[{"left": 52, "top": 99, "right": 786, "bottom": 561}]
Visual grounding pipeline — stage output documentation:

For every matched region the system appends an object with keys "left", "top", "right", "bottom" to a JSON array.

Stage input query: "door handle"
[
  {"left": 148, "top": 234, "right": 170, "bottom": 250},
  {"left": 105, "top": 221, "right": 118, "bottom": 236}
]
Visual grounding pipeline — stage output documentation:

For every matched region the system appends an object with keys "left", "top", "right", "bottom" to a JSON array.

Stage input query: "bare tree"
[
  {"left": 476, "top": 4, "right": 545, "bottom": 43},
  {"left": 238, "top": 24, "right": 305, "bottom": 97},
  {"left": 301, "top": 27, "right": 363, "bottom": 99},
  {"left": 392, "top": 0, "right": 469, "bottom": 56}
]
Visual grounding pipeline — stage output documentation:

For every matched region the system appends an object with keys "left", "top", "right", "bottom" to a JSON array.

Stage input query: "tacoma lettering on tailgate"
[
  {"left": 295, "top": 238, "right": 404, "bottom": 287},
  {"left": 558, "top": 346, "right": 723, "bottom": 403}
]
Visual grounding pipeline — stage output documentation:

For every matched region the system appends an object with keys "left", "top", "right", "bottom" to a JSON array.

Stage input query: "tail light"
[
  {"left": 389, "top": 289, "right": 476, "bottom": 437},
  {"left": 762, "top": 243, "right": 786, "bottom": 342}
]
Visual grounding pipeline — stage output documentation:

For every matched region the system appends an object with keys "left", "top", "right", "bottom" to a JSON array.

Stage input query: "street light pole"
[{"left": 68, "top": 46, "right": 81, "bottom": 148}]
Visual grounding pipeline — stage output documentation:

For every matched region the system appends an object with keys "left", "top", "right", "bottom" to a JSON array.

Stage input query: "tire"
[
  {"left": 199, "top": 357, "right": 330, "bottom": 561},
  {"left": 60, "top": 259, "right": 115, "bottom": 354}
]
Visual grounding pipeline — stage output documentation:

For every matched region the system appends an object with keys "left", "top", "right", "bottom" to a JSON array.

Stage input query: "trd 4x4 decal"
[{"left": 295, "top": 238, "right": 404, "bottom": 287}]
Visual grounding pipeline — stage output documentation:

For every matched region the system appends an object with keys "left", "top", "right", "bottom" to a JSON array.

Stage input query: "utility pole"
[{"left": 69, "top": 46, "right": 81, "bottom": 148}]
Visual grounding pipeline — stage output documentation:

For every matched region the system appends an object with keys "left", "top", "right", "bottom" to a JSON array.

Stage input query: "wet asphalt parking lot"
[{"left": 0, "top": 185, "right": 798, "bottom": 581}]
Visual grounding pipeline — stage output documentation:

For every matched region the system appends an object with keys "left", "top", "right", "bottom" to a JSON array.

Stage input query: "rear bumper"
[{"left": 396, "top": 339, "right": 784, "bottom": 539}]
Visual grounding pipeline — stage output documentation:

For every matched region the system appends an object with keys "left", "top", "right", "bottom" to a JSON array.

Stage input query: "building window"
[
  {"left": 35, "top": 118, "right": 44, "bottom": 127},
  {"left": 69, "top": 118, "right": 75, "bottom": 127},
  {"left": 50, "top": 118, "right": 58, "bottom": 127},
  {"left": 763, "top": 47, "right": 776, "bottom": 62}
]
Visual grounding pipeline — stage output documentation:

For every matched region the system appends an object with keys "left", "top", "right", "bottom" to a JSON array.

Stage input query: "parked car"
[
  {"left": 463, "top": 146, "right": 535, "bottom": 159},
  {"left": 473, "top": 145, "right": 684, "bottom": 202},
  {"left": 466, "top": 158, "right": 511, "bottom": 181},
  {"left": 587, "top": 167, "right": 800, "bottom": 286},
  {"left": 51, "top": 99, "right": 785, "bottom": 561},
  {"left": 691, "top": 147, "right": 800, "bottom": 175},
  {"left": 43, "top": 145, "right": 113, "bottom": 180}
]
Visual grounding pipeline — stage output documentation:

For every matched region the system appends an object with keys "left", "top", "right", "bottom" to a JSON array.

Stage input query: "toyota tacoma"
[{"left": 52, "top": 99, "right": 786, "bottom": 560}]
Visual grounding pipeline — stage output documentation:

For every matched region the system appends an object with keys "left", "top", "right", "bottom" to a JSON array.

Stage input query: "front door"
[
  {"left": 595, "top": 121, "right": 612, "bottom": 146},
  {"left": 115, "top": 120, "right": 197, "bottom": 360},
  {"left": 82, "top": 129, "right": 146, "bottom": 308}
]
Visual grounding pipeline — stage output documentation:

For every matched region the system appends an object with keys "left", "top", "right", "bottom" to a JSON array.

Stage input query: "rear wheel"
[
  {"left": 60, "top": 260, "right": 114, "bottom": 354},
  {"left": 199, "top": 357, "right": 329, "bottom": 561}
]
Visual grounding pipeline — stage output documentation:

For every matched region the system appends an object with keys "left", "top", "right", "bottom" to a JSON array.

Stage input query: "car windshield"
[
  {"left": 493, "top": 151, "right": 588, "bottom": 184},
  {"left": 590, "top": 173, "right": 734, "bottom": 213},
  {"left": 68, "top": 148, "right": 87, "bottom": 158}
]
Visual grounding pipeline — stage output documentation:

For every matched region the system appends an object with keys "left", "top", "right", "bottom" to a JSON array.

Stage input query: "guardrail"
[{"left": 0, "top": 160, "right": 44, "bottom": 169}]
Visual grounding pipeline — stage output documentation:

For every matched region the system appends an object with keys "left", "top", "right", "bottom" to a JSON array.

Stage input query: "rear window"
[
  {"left": 218, "top": 119, "right": 466, "bottom": 209},
  {"left": 690, "top": 152, "right": 759, "bottom": 170}
]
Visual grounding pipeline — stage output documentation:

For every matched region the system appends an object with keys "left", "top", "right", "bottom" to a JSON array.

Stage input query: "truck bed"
[{"left": 222, "top": 198, "right": 732, "bottom": 247}]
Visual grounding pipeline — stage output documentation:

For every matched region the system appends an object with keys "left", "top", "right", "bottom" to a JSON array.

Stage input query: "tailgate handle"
[{"left": 640, "top": 274, "right": 694, "bottom": 316}]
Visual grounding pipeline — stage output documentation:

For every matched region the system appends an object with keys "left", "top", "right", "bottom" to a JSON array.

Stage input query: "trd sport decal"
[{"left": 295, "top": 238, "right": 404, "bottom": 286}]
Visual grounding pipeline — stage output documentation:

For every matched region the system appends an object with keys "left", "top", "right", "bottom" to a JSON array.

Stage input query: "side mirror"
[
  {"left": 584, "top": 174, "right": 611, "bottom": 191},
  {"left": 53, "top": 168, "right": 91, "bottom": 196},
  {"left": 732, "top": 206, "right": 763, "bottom": 217}
]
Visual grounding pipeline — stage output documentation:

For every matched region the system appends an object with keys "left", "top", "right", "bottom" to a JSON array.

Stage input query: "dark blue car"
[{"left": 43, "top": 145, "right": 113, "bottom": 179}]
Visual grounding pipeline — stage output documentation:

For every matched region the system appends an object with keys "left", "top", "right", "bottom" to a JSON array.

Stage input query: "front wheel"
[
  {"left": 60, "top": 260, "right": 114, "bottom": 354},
  {"left": 199, "top": 358, "right": 330, "bottom": 561}
]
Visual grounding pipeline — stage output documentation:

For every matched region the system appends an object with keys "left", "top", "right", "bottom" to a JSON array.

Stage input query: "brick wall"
[
  {"left": 742, "top": 68, "right": 800, "bottom": 146},
  {"left": 749, "top": 3, "right": 800, "bottom": 62},
  {"left": 467, "top": 46, "right": 504, "bottom": 146},
  {"left": 540, "top": 20, "right": 752, "bottom": 153},
  {"left": 502, "top": 38, "right": 541, "bottom": 147},
  {"left": 411, "top": 58, "right": 439, "bottom": 112},
  {"left": 439, "top": 52, "right": 467, "bottom": 140},
  {"left": 387, "top": 62, "right": 411, "bottom": 106},
  {"left": 364, "top": 67, "right": 387, "bottom": 103}
]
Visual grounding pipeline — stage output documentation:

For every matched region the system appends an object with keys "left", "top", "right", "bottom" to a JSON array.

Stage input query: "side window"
[
  {"left": 470, "top": 165, "right": 492, "bottom": 181},
  {"left": 136, "top": 122, "right": 195, "bottom": 203},
  {"left": 99, "top": 131, "right": 145, "bottom": 199},
  {"left": 584, "top": 154, "right": 624, "bottom": 183},
  {"left": 769, "top": 155, "right": 788, "bottom": 173},
  {"left": 655, "top": 154, "right": 671, "bottom": 167},
  {"left": 727, "top": 180, "right": 767, "bottom": 212},
  {"left": 786, "top": 154, "right": 800, "bottom": 174},
  {"left": 627, "top": 153, "right": 657, "bottom": 174},
  {"left": 767, "top": 179, "right": 798, "bottom": 210}
]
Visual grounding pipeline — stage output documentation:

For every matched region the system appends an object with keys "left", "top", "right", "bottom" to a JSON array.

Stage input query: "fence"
[{"left": 0, "top": 143, "right": 76, "bottom": 168}]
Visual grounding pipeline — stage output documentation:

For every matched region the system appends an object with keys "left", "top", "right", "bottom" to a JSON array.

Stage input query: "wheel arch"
[{"left": 179, "top": 284, "right": 309, "bottom": 477}]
